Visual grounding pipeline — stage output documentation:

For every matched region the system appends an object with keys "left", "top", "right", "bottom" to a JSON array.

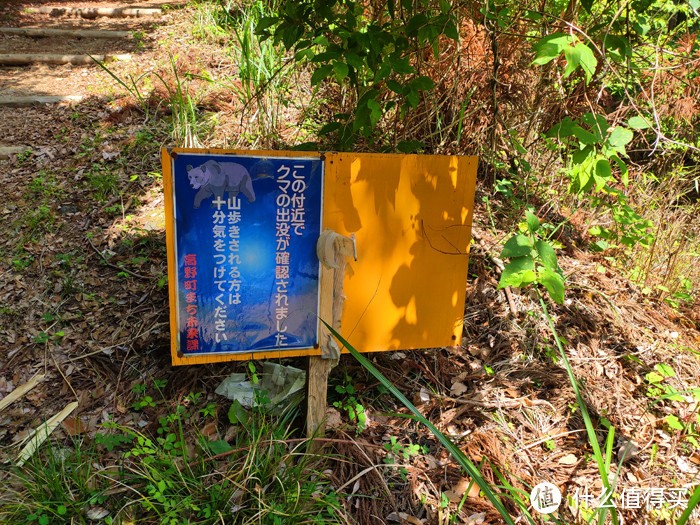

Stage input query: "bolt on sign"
[{"left": 163, "top": 149, "right": 478, "bottom": 366}]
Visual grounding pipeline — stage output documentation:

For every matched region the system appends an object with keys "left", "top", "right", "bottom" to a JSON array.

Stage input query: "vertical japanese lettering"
[{"left": 183, "top": 254, "right": 199, "bottom": 351}]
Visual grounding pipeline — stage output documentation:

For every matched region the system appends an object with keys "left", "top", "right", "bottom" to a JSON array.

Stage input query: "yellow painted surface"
[
  {"left": 163, "top": 148, "right": 477, "bottom": 365},
  {"left": 323, "top": 152, "right": 478, "bottom": 353}
]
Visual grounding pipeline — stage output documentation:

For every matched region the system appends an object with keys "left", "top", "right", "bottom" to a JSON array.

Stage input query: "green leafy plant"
[
  {"left": 645, "top": 363, "right": 684, "bottom": 402},
  {"left": 498, "top": 212, "right": 620, "bottom": 524},
  {"left": 498, "top": 210, "right": 565, "bottom": 304},
  {"left": 383, "top": 436, "right": 422, "bottom": 481},
  {"left": 332, "top": 378, "right": 367, "bottom": 433},
  {"left": 257, "top": 0, "right": 459, "bottom": 149}
]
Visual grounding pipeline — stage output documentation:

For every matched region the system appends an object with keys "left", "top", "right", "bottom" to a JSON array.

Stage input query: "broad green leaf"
[
  {"left": 319, "top": 121, "right": 342, "bottom": 135},
  {"left": 227, "top": 400, "right": 249, "bottom": 427},
  {"left": 526, "top": 211, "right": 540, "bottom": 233},
  {"left": 563, "top": 43, "right": 597, "bottom": 83},
  {"left": 634, "top": 16, "right": 651, "bottom": 36},
  {"left": 581, "top": 0, "right": 594, "bottom": 13},
  {"left": 534, "top": 240, "right": 559, "bottom": 272},
  {"left": 498, "top": 255, "right": 537, "bottom": 288},
  {"left": 572, "top": 144, "right": 594, "bottom": 164},
  {"left": 333, "top": 61, "right": 349, "bottom": 80},
  {"left": 572, "top": 125, "right": 598, "bottom": 145},
  {"left": 582, "top": 112, "right": 609, "bottom": 141},
  {"left": 397, "top": 140, "right": 425, "bottom": 153},
  {"left": 607, "top": 126, "right": 633, "bottom": 147},
  {"left": 345, "top": 53, "right": 364, "bottom": 70},
  {"left": 310, "top": 64, "right": 333, "bottom": 86},
  {"left": 312, "top": 51, "right": 341, "bottom": 63},
  {"left": 406, "top": 14, "right": 429, "bottom": 36},
  {"left": 374, "top": 62, "right": 392, "bottom": 82},
  {"left": 411, "top": 75, "right": 435, "bottom": 91},
  {"left": 547, "top": 117, "right": 577, "bottom": 139},
  {"left": 444, "top": 20, "right": 459, "bottom": 41},
  {"left": 645, "top": 371, "right": 664, "bottom": 383},
  {"left": 602, "top": 35, "right": 632, "bottom": 59},
  {"left": 532, "top": 33, "right": 571, "bottom": 65},
  {"left": 367, "top": 99, "right": 382, "bottom": 127},
  {"left": 255, "top": 16, "right": 279, "bottom": 34},
  {"left": 666, "top": 415, "right": 684, "bottom": 431},
  {"left": 386, "top": 79, "right": 404, "bottom": 94},
  {"left": 405, "top": 89, "right": 420, "bottom": 108},
  {"left": 499, "top": 267, "right": 537, "bottom": 289},
  {"left": 594, "top": 159, "right": 612, "bottom": 191},
  {"left": 609, "top": 154, "right": 629, "bottom": 186},
  {"left": 294, "top": 49, "right": 314, "bottom": 61},
  {"left": 572, "top": 153, "right": 596, "bottom": 192},
  {"left": 390, "top": 57, "right": 414, "bottom": 74},
  {"left": 501, "top": 234, "right": 533, "bottom": 258},
  {"left": 208, "top": 440, "right": 233, "bottom": 455},
  {"left": 628, "top": 116, "right": 651, "bottom": 130},
  {"left": 539, "top": 268, "right": 565, "bottom": 304},
  {"left": 655, "top": 363, "right": 675, "bottom": 377}
]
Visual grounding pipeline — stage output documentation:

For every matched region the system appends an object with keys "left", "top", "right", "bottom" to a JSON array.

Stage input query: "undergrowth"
[{"left": 1, "top": 388, "right": 348, "bottom": 525}]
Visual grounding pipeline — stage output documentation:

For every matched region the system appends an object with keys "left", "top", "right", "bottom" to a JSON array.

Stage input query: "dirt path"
[
  {"left": 0, "top": 0, "right": 192, "bottom": 459},
  {"left": 0, "top": 0, "right": 188, "bottom": 151}
]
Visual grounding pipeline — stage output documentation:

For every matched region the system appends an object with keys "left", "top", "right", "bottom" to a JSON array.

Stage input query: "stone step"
[
  {"left": 0, "top": 53, "right": 132, "bottom": 66},
  {"left": 0, "top": 27, "right": 133, "bottom": 39},
  {"left": 26, "top": 6, "right": 163, "bottom": 18},
  {"left": 0, "top": 95, "right": 84, "bottom": 107}
]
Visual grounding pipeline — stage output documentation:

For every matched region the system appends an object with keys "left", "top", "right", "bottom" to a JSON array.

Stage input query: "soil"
[{"left": 0, "top": 2, "right": 699, "bottom": 525}]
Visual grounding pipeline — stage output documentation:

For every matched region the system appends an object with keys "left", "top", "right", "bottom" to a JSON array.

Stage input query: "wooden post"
[{"left": 307, "top": 230, "right": 356, "bottom": 443}]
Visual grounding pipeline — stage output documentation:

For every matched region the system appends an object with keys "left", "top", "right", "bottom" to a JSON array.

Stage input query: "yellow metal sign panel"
[
  {"left": 163, "top": 149, "right": 477, "bottom": 365},
  {"left": 323, "top": 152, "right": 477, "bottom": 353}
]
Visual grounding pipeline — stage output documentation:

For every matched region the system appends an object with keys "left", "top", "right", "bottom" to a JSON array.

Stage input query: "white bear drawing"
[{"left": 186, "top": 160, "right": 256, "bottom": 208}]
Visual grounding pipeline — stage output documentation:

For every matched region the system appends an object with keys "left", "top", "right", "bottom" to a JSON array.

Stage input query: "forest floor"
[{"left": 0, "top": 2, "right": 699, "bottom": 525}]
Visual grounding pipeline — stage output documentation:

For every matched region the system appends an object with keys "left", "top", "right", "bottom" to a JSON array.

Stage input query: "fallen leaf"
[
  {"left": 450, "top": 382, "right": 468, "bottom": 396},
  {"left": 419, "top": 387, "right": 430, "bottom": 403},
  {"left": 0, "top": 373, "right": 45, "bottom": 412},
  {"left": 677, "top": 457, "right": 698, "bottom": 474},
  {"left": 443, "top": 490, "right": 462, "bottom": 503},
  {"left": 61, "top": 417, "right": 84, "bottom": 436},
  {"left": 325, "top": 407, "right": 343, "bottom": 429},
  {"left": 558, "top": 453, "right": 578, "bottom": 465},
  {"left": 201, "top": 422, "right": 218, "bottom": 440},
  {"left": 17, "top": 401, "right": 79, "bottom": 466},
  {"left": 86, "top": 507, "right": 110, "bottom": 520},
  {"left": 466, "top": 513, "right": 486, "bottom": 525}
]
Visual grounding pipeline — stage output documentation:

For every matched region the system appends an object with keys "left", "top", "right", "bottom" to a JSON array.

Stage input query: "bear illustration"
[{"left": 186, "top": 160, "right": 256, "bottom": 208}]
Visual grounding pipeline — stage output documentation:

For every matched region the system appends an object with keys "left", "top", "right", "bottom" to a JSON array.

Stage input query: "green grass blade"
[
  {"left": 322, "top": 321, "right": 517, "bottom": 525},
  {"left": 677, "top": 485, "right": 700, "bottom": 525},
  {"left": 538, "top": 292, "right": 619, "bottom": 525}
]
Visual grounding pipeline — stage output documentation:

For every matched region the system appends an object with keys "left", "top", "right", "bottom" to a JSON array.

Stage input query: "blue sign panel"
[{"left": 169, "top": 153, "right": 323, "bottom": 355}]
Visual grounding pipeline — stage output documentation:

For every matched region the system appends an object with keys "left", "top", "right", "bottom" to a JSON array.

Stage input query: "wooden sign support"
[{"left": 307, "top": 230, "right": 356, "bottom": 442}]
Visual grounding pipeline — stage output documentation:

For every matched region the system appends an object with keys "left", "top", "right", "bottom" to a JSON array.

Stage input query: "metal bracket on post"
[{"left": 307, "top": 229, "right": 357, "bottom": 443}]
